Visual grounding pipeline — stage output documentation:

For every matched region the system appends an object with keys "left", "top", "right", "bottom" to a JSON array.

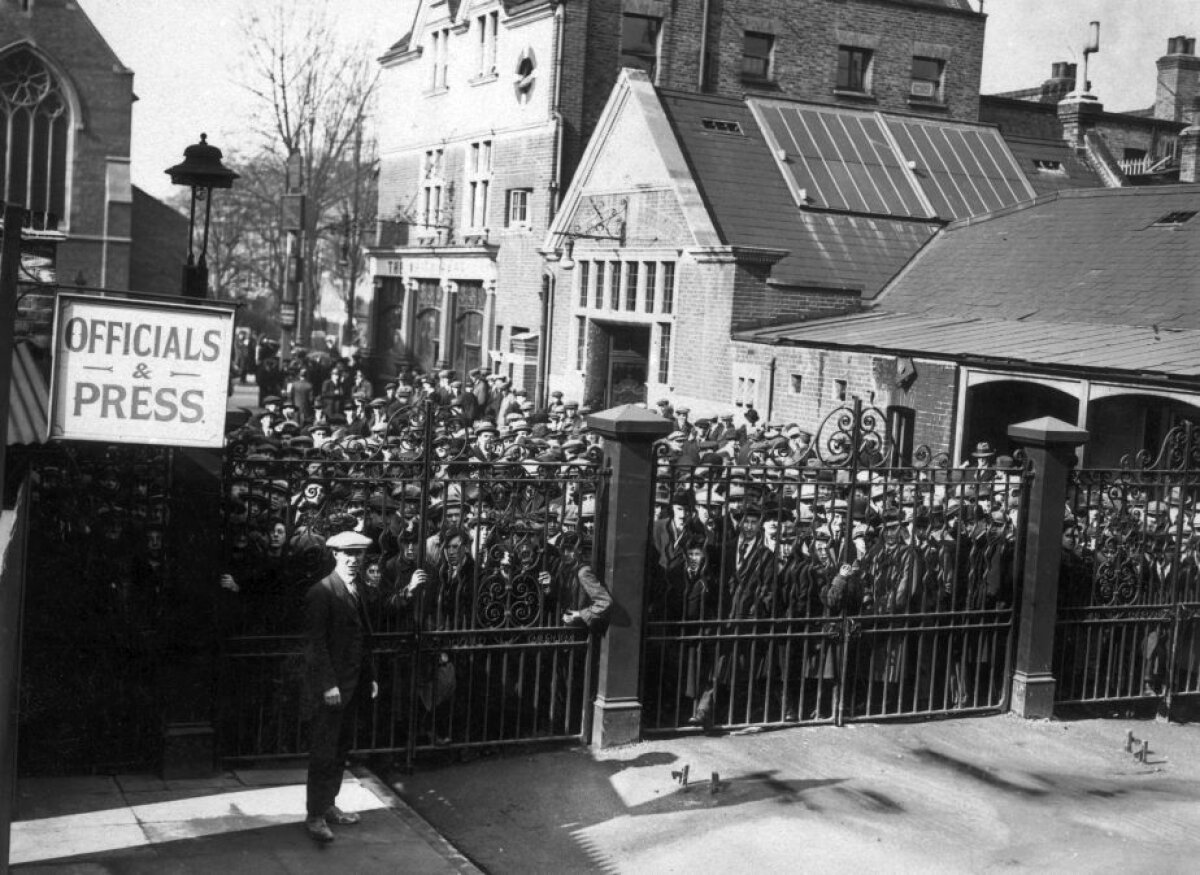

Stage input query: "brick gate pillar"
[
  {"left": 1008, "top": 416, "right": 1089, "bottom": 718},
  {"left": 587, "top": 404, "right": 671, "bottom": 747}
]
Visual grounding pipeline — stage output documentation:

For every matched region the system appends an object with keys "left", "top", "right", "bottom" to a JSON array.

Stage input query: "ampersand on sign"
[{"left": 132, "top": 363, "right": 152, "bottom": 379}]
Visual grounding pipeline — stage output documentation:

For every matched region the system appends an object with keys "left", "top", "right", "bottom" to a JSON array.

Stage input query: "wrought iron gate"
[
  {"left": 1054, "top": 424, "right": 1200, "bottom": 712},
  {"left": 21, "top": 443, "right": 175, "bottom": 774},
  {"left": 643, "top": 402, "right": 1024, "bottom": 732},
  {"left": 217, "top": 416, "right": 608, "bottom": 768}
]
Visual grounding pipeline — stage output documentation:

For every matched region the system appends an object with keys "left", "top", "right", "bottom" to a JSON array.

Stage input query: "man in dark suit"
[{"left": 303, "top": 530, "right": 378, "bottom": 843}]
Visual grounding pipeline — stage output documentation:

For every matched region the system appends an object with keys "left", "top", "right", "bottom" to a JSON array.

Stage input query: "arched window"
[{"left": 0, "top": 49, "right": 70, "bottom": 221}]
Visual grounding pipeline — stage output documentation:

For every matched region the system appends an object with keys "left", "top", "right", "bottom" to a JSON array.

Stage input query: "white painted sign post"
[{"left": 49, "top": 293, "right": 235, "bottom": 447}]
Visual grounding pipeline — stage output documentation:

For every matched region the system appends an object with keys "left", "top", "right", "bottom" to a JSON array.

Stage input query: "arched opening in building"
[
  {"left": 1086, "top": 393, "right": 1200, "bottom": 467},
  {"left": 962, "top": 380, "right": 1078, "bottom": 459}
]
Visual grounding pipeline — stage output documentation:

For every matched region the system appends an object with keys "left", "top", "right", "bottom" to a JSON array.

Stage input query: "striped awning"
[{"left": 8, "top": 341, "right": 49, "bottom": 445}]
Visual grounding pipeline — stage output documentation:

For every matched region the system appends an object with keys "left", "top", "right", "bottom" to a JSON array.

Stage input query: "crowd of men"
[
  {"left": 643, "top": 441, "right": 1023, "bottom": 727},
  {"left": 220, "top": 344, "right": 1200, "bottom": 733}
]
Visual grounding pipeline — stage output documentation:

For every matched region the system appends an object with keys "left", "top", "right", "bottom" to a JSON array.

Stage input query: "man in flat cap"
[{"left": 303, "top": 529, "right": 377, "bottom": 843}]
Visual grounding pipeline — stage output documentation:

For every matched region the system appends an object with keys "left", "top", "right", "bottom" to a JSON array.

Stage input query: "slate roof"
[
  {"left": 741, "top": 186, "right": 1200, "bottom": 380},
  {"left": 1002, "top": 136, "right": 1102, "bottom": 196},
  {"left": 740, "top": 311, "right": 1200, "bottom": 378},
  {"left": 658, "top": 91, "right": 947, "bottom": 295},
  {"left": 876, "top": 185, "right": 1200, "bottom": 328}
]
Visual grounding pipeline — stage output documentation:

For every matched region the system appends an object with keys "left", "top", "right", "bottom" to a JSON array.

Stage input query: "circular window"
[{"left": 514, "top": 47, "right": 537, "bottom": 103}]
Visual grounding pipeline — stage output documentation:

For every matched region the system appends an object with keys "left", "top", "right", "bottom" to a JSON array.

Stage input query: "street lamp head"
[{"left": 165, "top": 133, "right": 239, "bottom": 190}]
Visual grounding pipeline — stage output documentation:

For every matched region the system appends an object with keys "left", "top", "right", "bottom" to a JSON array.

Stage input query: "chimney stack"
[
  {"left": 1155, "top": 36, "right": 1200, "bottom": 122},
  {"left": 1040, "top": 62, "right": 1077, "bottom": 103},
  {"left": 1180, "top": 101, "right": 1200, "bottom": 183}
]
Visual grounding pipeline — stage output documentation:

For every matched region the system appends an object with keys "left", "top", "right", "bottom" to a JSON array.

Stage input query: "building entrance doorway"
[{"left": 606, "top": 325, "right": 650, "bottom": 407}]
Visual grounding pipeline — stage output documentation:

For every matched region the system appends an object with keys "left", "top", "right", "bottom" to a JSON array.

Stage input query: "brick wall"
[
  {"left": 0, "top": 0, "right": 135, "bottom": 289},
  {"left": 732, "top": 273, "right": 861, "bottom": 332},
  {"left": 130, "top": 187, "right": 188, "bottom": 293},
  {"left": 733, "top": 341, "right": 958, "bottom": 451},
  {"left": 706, "top": 0, "right": 985, "bottom": 120}
]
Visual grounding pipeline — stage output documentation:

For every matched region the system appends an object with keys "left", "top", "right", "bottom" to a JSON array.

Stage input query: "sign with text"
[{"left": 49, "top": 294, "right": 235, "bottom": 447}]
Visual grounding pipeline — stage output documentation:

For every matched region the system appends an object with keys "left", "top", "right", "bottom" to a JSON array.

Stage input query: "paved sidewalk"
[
  {"left": 10, "top": 766, "right": 478, "bottom": 874},
  {"left": 389, "top": 714, "right": 1200, "bottom": 873}
]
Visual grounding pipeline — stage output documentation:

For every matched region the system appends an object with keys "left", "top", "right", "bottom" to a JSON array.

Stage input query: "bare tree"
[{"left": 238, "top": 0, "right": 379, "bottom": 346}]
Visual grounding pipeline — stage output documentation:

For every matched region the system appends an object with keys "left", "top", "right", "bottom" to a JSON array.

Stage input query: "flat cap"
[{"left": 326, "top": 530, "right": 373, "bottom": 551}]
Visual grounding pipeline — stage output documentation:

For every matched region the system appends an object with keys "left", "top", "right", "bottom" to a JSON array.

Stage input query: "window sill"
[
  {"left": 423, "top": 86, "right": 450, "bottom": 98},
  {"left": 907, "top": 97, "right": 948, "bottom": 111},
  {"left": 469, "top": 71, "right": 499, "bottom": 87},
  {"left": 833, "top": 88, "right": 876, "bottom": 102},
  {"left": 741, "top": 73, "right": 777, "bottom": 86}
]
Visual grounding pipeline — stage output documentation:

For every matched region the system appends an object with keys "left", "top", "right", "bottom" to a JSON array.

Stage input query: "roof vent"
[
  {"left": 1154, "top": 210, "right": 1197, "bottom": 226},
  {"left": 1033, "top": 159, "right": 1065, "bottom": 174},
  {"left": 701, "top": 118, "right": 743, "bottom": 135}
]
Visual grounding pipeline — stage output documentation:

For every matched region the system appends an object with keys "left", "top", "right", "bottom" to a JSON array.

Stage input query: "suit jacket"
[
  {"left": 304, "top": 571, "right": 375, "bottom": 710},
  {"left": 546, "top": 560, "right": 612, "bottom": 629}
]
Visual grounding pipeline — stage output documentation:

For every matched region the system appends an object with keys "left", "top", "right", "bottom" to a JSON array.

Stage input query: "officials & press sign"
[{"left": 49, "top": 293, "right": 235, "bottom": 447}]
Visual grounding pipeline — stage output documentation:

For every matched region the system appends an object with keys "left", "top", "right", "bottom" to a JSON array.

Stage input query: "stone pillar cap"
[
  {"left": 587, "top": 404, "right": 674, "bottom": 439},
  {"left": 1008, "top": 416, "right": 1089, "bottom": 446}
]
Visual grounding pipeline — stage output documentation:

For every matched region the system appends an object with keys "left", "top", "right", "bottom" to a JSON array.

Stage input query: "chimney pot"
[{"left": 1167, "top": 36, "right": 1196, "bottom": 56}]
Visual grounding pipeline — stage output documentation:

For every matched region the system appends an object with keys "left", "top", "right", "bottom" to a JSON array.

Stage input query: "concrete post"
[
  {"left": 1008, "top": 416, "right": 1089, "bottom": 718},
  {"left": 587, "top": 404, "right": 671, "bottom": 747}
]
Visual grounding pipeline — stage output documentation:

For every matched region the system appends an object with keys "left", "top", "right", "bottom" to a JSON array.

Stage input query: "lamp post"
[{"left": 166, "top": 133, "right": 238, "bottom": 299}]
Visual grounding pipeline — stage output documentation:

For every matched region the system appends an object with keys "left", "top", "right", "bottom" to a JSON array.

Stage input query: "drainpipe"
[
  {"left": 697, "top": 0, "right": 710, "bottom": 91},
  {"left": 766, "top": 356, "right": 777, "bottom": 422},
  {"left": 537, "top": 272, "right": 553, "bottom": 406},
  {"left": 549, "top": 2, "right": 565, "bottom": 219}
]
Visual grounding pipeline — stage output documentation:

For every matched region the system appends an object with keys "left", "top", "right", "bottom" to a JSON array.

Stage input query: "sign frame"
[{"left": 48, "top": 292, "right": 237, "bottom": 448}]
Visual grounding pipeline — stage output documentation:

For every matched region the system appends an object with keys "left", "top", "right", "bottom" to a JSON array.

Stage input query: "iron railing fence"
[
  {"left": 1055, "top": 423, "right": 1200, "bottom": 711},
  {"left": 219, "top": 450, "right": 608, "bottom": 768},
  {"left": 21, "top": 443, "right": 174, "bottom": 774},
  {"left": 643, "top": 401, "right": 1026, "bottom": 732}
]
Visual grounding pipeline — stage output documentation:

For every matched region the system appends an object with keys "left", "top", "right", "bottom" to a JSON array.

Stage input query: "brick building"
[
  {"left": 542, "top": 68, "right": 1035, "bottom": 443},
  {"left": 367, "top": 0, "right": 986, "bottom": 392},
  {"left": 981, "top": 35, "right": 1200, "bottom": 187},
  {"left": 0, "top": 0, "right": 187, "bottom": 342},
  {"left": 739, "top": 185, "right": 1200, "bottom": 466}
]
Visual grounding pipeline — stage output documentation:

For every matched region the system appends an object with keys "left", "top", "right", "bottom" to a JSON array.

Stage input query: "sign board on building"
[{"left": 48, "top": 293, "right": 236, "bottom": 448}]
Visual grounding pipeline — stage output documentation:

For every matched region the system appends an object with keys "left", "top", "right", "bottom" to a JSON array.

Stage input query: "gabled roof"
[
  {"left": 657, "top": 91, "right": 1018, "bottom": 295},
  {"left": 876, "top": 185, "right": 1200, "bottom": 328}
]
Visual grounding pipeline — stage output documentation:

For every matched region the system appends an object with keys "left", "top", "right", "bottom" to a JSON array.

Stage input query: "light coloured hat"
[{"left": 326, "top": 530, "right": 373, "bottom": 551}]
